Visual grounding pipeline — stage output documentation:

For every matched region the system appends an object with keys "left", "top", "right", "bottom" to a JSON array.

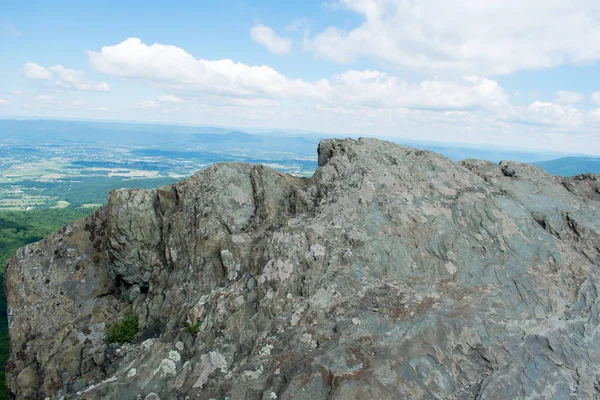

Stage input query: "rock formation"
[{"left": 4, "top": 138, "right": 600, "bottom": 399}]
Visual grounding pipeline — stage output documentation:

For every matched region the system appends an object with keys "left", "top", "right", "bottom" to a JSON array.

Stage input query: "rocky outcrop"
[{"left": 5, "top": 138, "right": 600, "bottom": 399}]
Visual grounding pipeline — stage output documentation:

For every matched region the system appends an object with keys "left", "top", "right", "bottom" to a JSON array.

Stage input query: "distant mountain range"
[
  {"left": 0, "top": 119, "right": 321, "bottom": 155},
  {"left": 1, "top": 118, "right": 600, "bottom": 176},
  {"left": 533, "top": 157, "right": 600, "bottom": 176}
]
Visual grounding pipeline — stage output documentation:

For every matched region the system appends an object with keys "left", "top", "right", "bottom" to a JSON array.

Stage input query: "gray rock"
[{"left": 5, "top": 138, "right": 600, "bottom": 399}]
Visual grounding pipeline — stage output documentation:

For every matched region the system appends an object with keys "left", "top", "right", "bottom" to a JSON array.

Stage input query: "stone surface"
[{"left": 4, "top": 138, "right": 600, "bottom": 399}]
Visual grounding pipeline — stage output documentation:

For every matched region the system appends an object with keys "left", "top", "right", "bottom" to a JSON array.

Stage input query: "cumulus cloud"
[
  {"left": 24, "top": 63, "right": 53, "bottom": 80},
  {"left": 87, "top": 38, "right": 507, "bottom": 110},
  {"left": 55, "top": 80, "right": 109, "bottom": 91},
  {"left": 250, "top": 24, "right": 292, "bottom": 55},
  {"left": 306, "top": 0, "right": 600, "bottom": 75},
  {"left": 72, "top": 82, "right": 111, "bottom": 92},
  {"left": 158, "top": 94, "right": 183, "bottom": 103},
  {"left": 23, "top": 63, "right": 110, "bottom": 92},
  {"left": 49, "top": 65, "right": 84, "bottom": 83},
  {"left": 37, "top": 95, "right": 57, "bottom": 102},
  {"left": 88, "top": 38, "right": 294, "bottom": 97},
  {"left": 509, "top": 101, "right": 582, "bottom": 127},
  {"left": 0, "top": 99, "right": 9, "bottom": 105},
  {"left": 590, "top": 109, "right": 600, "bottom": 122},
  {"left": 591, "top": 92, "right": 600, "bottom": 106},
  {"left": 135, "top": 100, "right": 159, "bottom": 109},
  {"left": 554, "top": 91, "right": 584, "bottom": 104},
  {"left": 79, "top": 37, "right": 600, "bottom": 152},
  {"left": 324, "top": 72, "right": 508, "bottom": 110}
]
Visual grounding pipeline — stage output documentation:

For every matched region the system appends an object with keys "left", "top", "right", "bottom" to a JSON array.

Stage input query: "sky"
[{"left": 1, "top": 0, "right": 600, "bottom": 154}]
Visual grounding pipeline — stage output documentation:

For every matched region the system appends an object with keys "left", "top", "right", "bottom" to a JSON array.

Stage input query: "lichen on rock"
[{"left": 4, "top": 138, "right": 600, "bottom": 399}]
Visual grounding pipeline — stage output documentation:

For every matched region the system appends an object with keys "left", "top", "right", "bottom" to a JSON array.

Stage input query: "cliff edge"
[{"left": 5, "top": 138, "right": 600, "bottom": 399}]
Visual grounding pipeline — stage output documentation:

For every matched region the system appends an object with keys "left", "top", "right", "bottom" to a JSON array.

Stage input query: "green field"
[{"left": 0, "top": 176, "right": 178, "bottom": 210}]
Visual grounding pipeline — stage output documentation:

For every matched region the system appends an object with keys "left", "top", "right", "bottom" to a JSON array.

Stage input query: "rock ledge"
[{"left": 5, "top": 138, "right": 600, "bottom": 399}]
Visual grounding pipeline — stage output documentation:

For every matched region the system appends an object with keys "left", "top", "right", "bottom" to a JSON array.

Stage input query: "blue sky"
[{"left": 1, "top": 0, "right": 600, "bottom": 153}]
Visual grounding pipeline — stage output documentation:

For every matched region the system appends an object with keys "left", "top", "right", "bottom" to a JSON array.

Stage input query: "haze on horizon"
[{"left": 1, "top": 0, "right": 600, "bottom": 154}]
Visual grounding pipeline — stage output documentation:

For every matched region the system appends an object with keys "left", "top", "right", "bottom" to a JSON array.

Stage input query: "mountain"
[
  {"left": 3, "top": 118, "right": 597, "bottom": 169},
  {"left": 0, "top": 118, "right": 321, "bottom": 155},
  {"left": 5, "top": 138, "right": 600, "bottom": 399},
  {"left": 533, "top": 156, "right": 600, "bottom": 176}
]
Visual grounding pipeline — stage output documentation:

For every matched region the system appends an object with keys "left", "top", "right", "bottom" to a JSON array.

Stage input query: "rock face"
[{"left": 5, "top": 138, "right": 600, "bottom": 399}]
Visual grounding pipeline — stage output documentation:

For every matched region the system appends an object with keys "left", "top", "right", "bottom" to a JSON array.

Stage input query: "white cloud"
[
  {"left": 590, "top": 109, "right": 600, "bottom": 122},
  {"left": 37, "top": 95, "right": 57, "bottom": 102},
  {"left": 591, "top": 92, "right": 600, "bottom": 106},
  {"left": 158, "top": 94, "right": 183, "bottom": 103},
  {"left": 0, "top": 99, "right": 9, "bottom": 105},
  {"left": 88, "top": 38, "right": 293, "bottom": 97},
  {"left": 324, "top": 72, "right": 508, "bottom": 110},
  {"left": 136, "top": 100, "right": 159, "bottom": 109},
  {"left": 72, "top": 82, "right": 110, "bottom": 92},
  {"left": 25, "top": 37, "right": 591, "bottom": 154},
  {"left": 508, "top": 101, "right": 582, "bottom": 127},
  {"left": 250, "top": 24, "right": 292, "bottom": 55},
  {"left": 306, "top": 0, "right": 600, "bottom": 75},
  {"left": 24, "top": 63, "right": 110, "bottom": 92},
  {"left": 87, "top": 38, "right": 507, "bottom": 110},
  {"left": 0, "top": 23, "right": 21, "bottom": 36},
  {"left": 24, "top": 63, "right": 52, "bottom": 80},
  {"left": 55, "top": 80, "right": 109, "bottom": 92},
  {"left": 285, "top": 18, "right": 310, "bottom": 34},
  {"left": 529, "top": 101, "right": 582, "bottom": 126},
  {"left": 22, "top": 96, "right": 111, "bottom": 113},
  {"left": 49, "top": 65, "right": 84, "bottom": 83},
  {"left": 554, "top": 90, "right": 584, "bottom": 104}
]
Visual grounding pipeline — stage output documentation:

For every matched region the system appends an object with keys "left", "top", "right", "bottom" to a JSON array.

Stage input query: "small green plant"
[
  {"left": 105, "top": 312, "right": 139, "bottom": 344},
  {"left": 186, "top": 320, "right": 201, "bottom": 337}
]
